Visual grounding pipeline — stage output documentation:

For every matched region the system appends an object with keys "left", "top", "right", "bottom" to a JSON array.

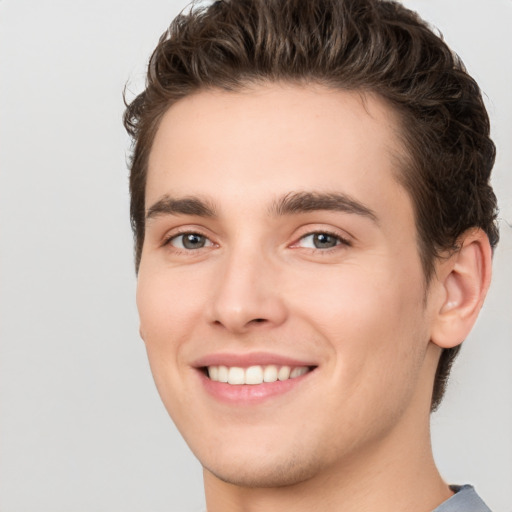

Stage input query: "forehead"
[{"left": 146, "top": 84, "right": 408, "bottom": 215}]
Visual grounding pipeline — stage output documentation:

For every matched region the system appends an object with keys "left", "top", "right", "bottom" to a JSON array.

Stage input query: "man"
[{"left": 124, "top": 0, "right": 499, "bottom": 510}]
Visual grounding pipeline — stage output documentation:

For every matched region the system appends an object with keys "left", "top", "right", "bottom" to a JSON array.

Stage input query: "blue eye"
[
  {"left": 169, "top": 233, "right": 213, "bottom": 250},
  {"left": 298, "top": 232, "right": 345, "bottom": 249}
]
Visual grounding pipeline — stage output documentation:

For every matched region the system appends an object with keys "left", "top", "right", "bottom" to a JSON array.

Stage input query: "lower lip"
[{"left": 198, "top": 370, "right": 313, "bottom": 404}]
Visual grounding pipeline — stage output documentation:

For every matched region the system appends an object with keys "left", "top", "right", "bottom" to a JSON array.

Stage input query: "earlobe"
[{"left": 430, "top": 229, "right": 492, "bottom": 349}]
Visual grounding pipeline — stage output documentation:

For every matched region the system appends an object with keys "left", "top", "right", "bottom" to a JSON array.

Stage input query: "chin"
[
  {"left": 204, "top": 461, "right": 315, "bottom": 488},
  {"left": 201, "top": 447, "right": 327, "bottom": 488}
]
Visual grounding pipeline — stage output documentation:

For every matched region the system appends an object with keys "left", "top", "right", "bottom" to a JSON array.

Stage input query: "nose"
[{"left": 207, "top": 247, "right": 288, "bottom": 334}]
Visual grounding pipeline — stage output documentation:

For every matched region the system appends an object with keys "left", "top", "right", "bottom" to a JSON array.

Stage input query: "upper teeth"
[{"left": 207, "top": 365, "right": 310, "bottom": 385}]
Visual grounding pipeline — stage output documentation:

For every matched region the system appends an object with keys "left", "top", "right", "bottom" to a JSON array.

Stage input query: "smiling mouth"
[{"left": 204, "top": 365, "right": 315, "bottom": 385}]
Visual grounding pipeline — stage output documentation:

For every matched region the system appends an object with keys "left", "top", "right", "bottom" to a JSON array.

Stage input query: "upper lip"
[{"left": 192, "top": 351, "right": 318, "bottom": 368}]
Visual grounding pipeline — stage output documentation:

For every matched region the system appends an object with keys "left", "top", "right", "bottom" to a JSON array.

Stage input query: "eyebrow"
[
  {"left": 145, "top": 191, "right": 378, "bottom": 223},
  {"left": 269, "top": 191, "right": 378, "bottom": 222},
  {"left": 146, "top": 195, "right": 217, "bottom": 221}
]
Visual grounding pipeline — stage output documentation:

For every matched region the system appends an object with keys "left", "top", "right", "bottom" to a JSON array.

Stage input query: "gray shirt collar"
[{"left": 433, "top": 485, "right": 492, "bottom": 512}]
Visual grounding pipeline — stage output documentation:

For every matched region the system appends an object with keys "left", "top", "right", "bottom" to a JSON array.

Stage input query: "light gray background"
[{"left": 0, "top": 1, "right": 510, "bottom": 511}]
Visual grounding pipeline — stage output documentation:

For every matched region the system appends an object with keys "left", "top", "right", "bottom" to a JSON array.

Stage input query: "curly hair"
[{"left": 124, "top": 0, "right": 499, "bottom": 410}]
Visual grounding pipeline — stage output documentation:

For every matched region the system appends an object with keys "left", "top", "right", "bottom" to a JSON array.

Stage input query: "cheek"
[
  {"left": 290, "top": 260, "right": 429, "bottom": 380},
  {"left": 295, "top": 257, "right": 424, "bottom": 323},
  {"left": 136, "top": 271, "right": 201, "bottom": 416},
  {"left": 137, "top": 267, "right": 203, "bottom": 342},
  {"left": 136, "top": 269, "right": 203, "bottom": 403}
]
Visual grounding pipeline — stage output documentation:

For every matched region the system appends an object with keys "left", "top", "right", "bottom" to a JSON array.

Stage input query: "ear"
[{"left": 430, "top": 229, "right": 492, "bottom": 349}]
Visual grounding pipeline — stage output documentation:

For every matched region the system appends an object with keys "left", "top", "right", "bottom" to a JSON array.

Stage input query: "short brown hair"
[{"left": 124, "top": 0, "right": 499, "bottom": 410}]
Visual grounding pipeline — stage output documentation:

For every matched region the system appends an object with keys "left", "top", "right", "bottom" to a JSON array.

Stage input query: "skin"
[{"left": 137, "top": 84, "right": 490, "bottom": 512}]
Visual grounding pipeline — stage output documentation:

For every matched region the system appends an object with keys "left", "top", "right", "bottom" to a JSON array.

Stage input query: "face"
[{"left": 137, "top": 84, "right": 441, "bottom": 487}]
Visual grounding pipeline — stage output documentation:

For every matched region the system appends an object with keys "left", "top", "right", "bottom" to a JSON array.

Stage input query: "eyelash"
[
  {"left": 162, "top": 229, "right": 351, "bottom": 253},
  {"left": 292, "top": 230, "right": 352, "bottom": 251},
  {"left": 162, "top": 229, "right": 214, "bottom": 251}
]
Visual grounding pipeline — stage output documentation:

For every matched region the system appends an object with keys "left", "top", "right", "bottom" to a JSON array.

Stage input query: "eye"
[
  {"left": 296, "top": 232, "right": 348, "bottom": 249},
  {"left": 168, "top": 232, "right": 214, "bottom": 250}
]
